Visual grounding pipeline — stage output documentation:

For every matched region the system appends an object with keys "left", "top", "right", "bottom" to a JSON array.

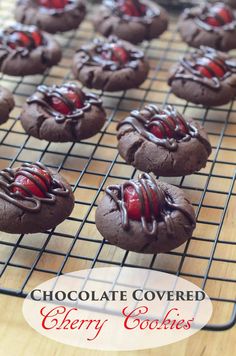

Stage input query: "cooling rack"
[{"left": 0, "top": 0, "right": 235, "bottom": 331}]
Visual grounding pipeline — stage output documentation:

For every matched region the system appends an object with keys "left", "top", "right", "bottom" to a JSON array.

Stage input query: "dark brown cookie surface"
[
  {"left": 117, "top": 104, "right": 212, "bottom": 177},
  {"left": 15, "top": 0, "right": 86, "bottom": 34},
  {"left": 96, "top": 173, "right": 196, "bottom": 254},
  {"left": 0, "top": 162, "right": 74, "bottom": 234},
  {"left": 73, "top": 36, "right": 149, "bottom": 92},
  {"left": 168, "top": 46, "right": 236, "bottom": 107},
  {"left": 0, "top": 86, "right": 15, "bottom": 125},
  {"left": 179, "top": 2, "right": 236, "bottom": 51},
  {"left": 0, "top": 24, "right": 62, "bottom": 76},
  {"left": 92, "top": 0, "right": 168, "bottom": 44},
  {"left": 20, "top": 83, "right": 106, "bottom": 142}
]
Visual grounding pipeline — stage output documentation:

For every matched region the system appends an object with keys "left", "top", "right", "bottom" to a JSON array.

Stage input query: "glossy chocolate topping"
[
  {"left": 77, "top": 37, "right": 144, "bottom": 71},
  {"left": 27, "top": 83, "right": 102, "bottom": 123},
  {"left": 105, "top": 173, "right": 196, "bottom": 236},
  {"left": 168, "top": 46, "right": 236, "bottom": 90},
  {"left": 118, "top": 104, "right": 211, "bottom": 153},
  {"left": 0, "top": 25, "right": 45, "bottom": 58},
  {"left": 104, "top": 0, "right": 160, "bottom": 24},
  {"left": 0, "top": 162, "right": 69, "bottom": 212}
]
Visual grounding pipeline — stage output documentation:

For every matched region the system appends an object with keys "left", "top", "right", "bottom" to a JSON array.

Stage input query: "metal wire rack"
[{"left": 0, "top": 0, "right": 235, "bottom": 332}]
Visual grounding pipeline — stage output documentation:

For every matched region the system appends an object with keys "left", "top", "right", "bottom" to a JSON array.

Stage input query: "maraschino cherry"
[
  {"left": 118, "top": 0, "right": 146, "bottom": 17},
  {"left": 195, "top": 56, "right": 226, "bottom": 79},
  {"left": 204, "top": 3, "right": 233, "bottom": 27},
  {"left": 49, "top": 86, "right": 84, "bottom": 115},
  {"left": 101, "top": 44, "right": 129, "bottom": 64},
  {"left": 149, "top": 114, "right": 188, "bottom": 139},
  {"left": 37, "top": 0, "right": 69, "bottom": 9},
  {"left": 4, "top": 30, "right": 43, "bottom": 50},
  {"left": 12, "top": 165, "right": 51, "bottom": 198},
  {"left": 124, "top": 183, "right": 159, "bottom": 221}
]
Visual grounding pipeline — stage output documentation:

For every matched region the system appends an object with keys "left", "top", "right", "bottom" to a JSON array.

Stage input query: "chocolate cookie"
[
  {"left": 92, "top": 0, "right": 168, "bottom": 44},
  {"left": 179, "top": 2, "right": 236, "bottom": 51},
  {"left": 0, "top": 24, "right": 62, "bottom": 76},
  {"left": 96, "top": 173, "right": 196, "bottom": 254},
  {"left": 117, "top": 104, "right": 212, "bottom": 177},
  {"left": 168, "top": 46, "right": 236, "bottom": 107},
  {"left": 0, "top": 86, "right": 15, "bottom": 125},
  {"left": 0, "top": 162, "right": 74, "bottom": 234},
  {"left": 20, "top": 83, "right": 106, "bottom": 142},
  {"left": 15, "top": 0, "right": 86, "bottom": 34},
  {"left": 73, "top": 36, "right": 149, "bottom": 92}
]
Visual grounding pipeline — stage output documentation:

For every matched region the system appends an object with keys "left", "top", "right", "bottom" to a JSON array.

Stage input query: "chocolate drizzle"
[
  {"left": 0, "top": 162, "right": 69, "bottom": 212},
  {"left": 104, "top": 0, "right": 160, "bottom": 24},
  {"left": 105, "top": 173, "right": 196, "bottom": 236},
  {"left": 118, "top": 104, "right": 211, "bottom": 153},
  {"left": 27, "top": 83, "right": 102, "bottom": 123},
  {"left": 168, "top": 46, "right": 236, "bottom": 90},
  {"left": 0, "top": 25, "right": 45, "bottom": 58},
  {"left": 192, "top": 3, "right": 236, "bottom": 32},
  {"left": 77, "top": 36, "right": 144, "bottom": 71}
]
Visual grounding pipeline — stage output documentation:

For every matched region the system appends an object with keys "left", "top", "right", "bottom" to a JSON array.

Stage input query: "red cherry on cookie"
[
  {"left": 7, "top": 32, "right": 30, "bottom": 49},
  {"left": 163, "top": 117, "right": 175, "bottom": 138},
  {"left": 101, "top": 44, "right": 129, "bottom": 64},
  {"left": 37, "top": 0, "right": 69, "bottom": 9},
  {"left": 149, "top": 125, "right": 164, "bottom": 139},
  {"left": 150, "top": 121, "right": 173, "bottom": 138},
  {"left": 150, "top": 115, "right": 187, "bottom": 139},
  {"left": 7, "top": 31, "right": 43, "bottom": 49},
  {"left": 195, "top": 57, "right": 226, "bottom": 78},
  {"left": 176, "top": 117, "right": 188, "bottom": 134},
  {"left": 12, "top": 166, "right": 51, "bottom": 198},
  {"left": 50, "top": 87, "right": 83, "bottom": 115},
  {"left": 124, "top": 184, "right": 159, "bottom": 221},
  {"left": 31, "top": 31, "right": 43, "bottom": 46},
  {"left": 206, "top": 4, "right": 233, "bottom": 27},
  {"left": 119, "top": 0, "right": 146, "bottom": 17},
  {"left": 111, "top": 46, "right": 129, "bottom": 64}
]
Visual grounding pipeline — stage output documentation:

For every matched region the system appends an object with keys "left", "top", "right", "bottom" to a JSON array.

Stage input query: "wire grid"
[{"left": 0, "top": 0, "right": 235, "bottom": 331}]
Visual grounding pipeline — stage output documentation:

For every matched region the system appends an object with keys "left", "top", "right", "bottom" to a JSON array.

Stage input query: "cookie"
[
  {"left": 92, "top": 0, "right": 168, "bottom": 44},
  {"left": 0, "top": 86, "right": 15, "bottom": 125},
  {"left": 20, "top": 83, "right": 106, "bottom": 142},
  {"left": 179, "top": 2, "right": 236, "bottom": 51},
  {"left": 15, "top": 0, "right": 86, "bottom": 34},
  {"left": 117, "top": 104, "right": 212, "bottom": 177},
  {"left": 96, "top": 173, "right": 196, "bottom": 254},
  {"left": 0, "top": 24, "right": 62, "bottom": 76},
  {"left": 0, "top": 162, "right": 74, "bottom": 234},
  {"left": 73, "top": 36, "right": 149, "bottom": 92},
  {"left": 168, "top": 46, "right": 236, "bottom": 107}
]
